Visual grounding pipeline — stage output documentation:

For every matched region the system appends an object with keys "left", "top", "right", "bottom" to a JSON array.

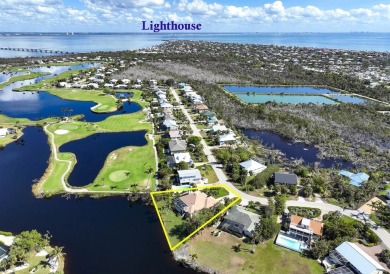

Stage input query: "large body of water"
[
  {"left": 0, "top": 128, "right": 195, "bottom": 273},
  {"left": 0, "top": 32, "right": 389, "bottom": 57},
  {"left": 0, "top": 66, "right": 197, "bottom": 273},
  {"left": 0, "top": 64, "right": 141, "bottom": 121}
]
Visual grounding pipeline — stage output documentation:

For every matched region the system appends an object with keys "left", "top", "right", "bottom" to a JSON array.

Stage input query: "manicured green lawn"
[
  {"left": 39, "top": 153, "right": 75, "bottom": 195},
  {"left": 188, "top": 228, "right": 323, "bottom": 274},
  {"left": 196, "top": 123, "right": 210, "bottom": 130},
  {"left": 156, "top": 200, "right": 185, "bottom": 247},
  {"left": 197, "top": 164, "right": 219, "bottom": 184},
  {"left": 39, "top": 91, "right": 154, "bottom": 194},
  {"left": 88, "top": 141, "right": 156, "bottom": 191}
]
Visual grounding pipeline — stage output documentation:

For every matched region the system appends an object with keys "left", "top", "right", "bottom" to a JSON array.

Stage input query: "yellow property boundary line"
[{"left": 150, "top": 184, "right": 242, "bottom": 251}]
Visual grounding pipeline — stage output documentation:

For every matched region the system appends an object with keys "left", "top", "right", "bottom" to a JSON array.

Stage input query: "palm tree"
[
  {"left": 189, "top": 253, "right": 198, "bottom": 263},
  {"left": 49, "top": 246, "right": 64, "bottom": 260}
]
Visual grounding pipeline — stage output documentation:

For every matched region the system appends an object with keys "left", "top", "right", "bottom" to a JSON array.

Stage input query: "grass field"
[
  {"left": 88, "top": 141, "right": 156, "bottom": 191},
  {"left": 156, "top": 200, "right": 185, "bottom": 247},
  {"left": 197, "top": 164, "right": 218, "bottom": 184},
  {"left": 188, "top": 227, "right": 323, "bottom": 274}
]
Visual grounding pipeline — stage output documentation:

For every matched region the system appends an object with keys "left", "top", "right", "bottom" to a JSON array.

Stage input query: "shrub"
[
  {"left": 0, "top": 231, "right": 12, "bottom": 236},
  {"left": 287, "top": 206, "right": 321, "bottom": 219}
]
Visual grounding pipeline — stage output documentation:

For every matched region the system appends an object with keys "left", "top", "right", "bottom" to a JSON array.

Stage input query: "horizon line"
[{"left": 1, "top": 31, "right": 390, "bottom": 34}]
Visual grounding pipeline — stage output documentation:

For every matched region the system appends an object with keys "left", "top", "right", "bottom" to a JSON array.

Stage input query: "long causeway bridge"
[{"left": 0, "top": 47, "right": 77, "bottom": 54}]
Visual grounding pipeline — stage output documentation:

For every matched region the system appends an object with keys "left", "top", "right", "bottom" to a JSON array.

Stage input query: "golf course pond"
[
  {"left": 60, "top": 131, "right": 147, "bottom": 187},
  {"left": 0, "top": 65, "right": 197, "bottom": 273},
  {"left": 0, "top": 128, "right": 195, "bottom": 274}
]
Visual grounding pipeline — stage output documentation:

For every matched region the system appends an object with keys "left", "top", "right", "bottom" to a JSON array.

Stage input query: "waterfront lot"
[{"left": 188, "top": 227, "right": 323, "bottom": 274}]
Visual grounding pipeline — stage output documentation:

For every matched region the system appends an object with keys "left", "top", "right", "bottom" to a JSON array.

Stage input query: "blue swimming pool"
[{"left": 275, "top": 234, "right": 306, "bottom": 252}]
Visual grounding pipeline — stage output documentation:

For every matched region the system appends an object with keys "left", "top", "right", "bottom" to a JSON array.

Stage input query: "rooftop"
[
  {"left": 177, "top": 191, "right": 217, "bottom": 214},
  {"left": 290, "top": 215, "right": 324, "bottom": 236},
  {"left": 335, "top": 242, "right": 385, "bottom": 274},
  {"left": 339, "top": 170, "right": 370, "bottom": 187}
]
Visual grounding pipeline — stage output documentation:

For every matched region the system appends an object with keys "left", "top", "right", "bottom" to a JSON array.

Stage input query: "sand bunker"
[{"left": 54, "top": 129, "right": 69, "bottom": 135}]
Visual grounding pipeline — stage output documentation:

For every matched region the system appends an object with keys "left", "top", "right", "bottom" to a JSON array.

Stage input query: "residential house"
[
  {"left": 57, "top": 82, "right": 71, "bottom": 88},
  {"left": 71, "top": 83, "right": 82, "bottom": 88},
  {"left": 324, "top": 241, "right": 385, "bottom": 274},
  {"left": 194, "top": 104, "right": 209, "bottom": 113},
  {"left": 87, "top": 83, "right": 99, "bottom": 89},
  {"left": 339, "top": 170, "right": 370, "bottom": 187},
  {"left": 177, "top": 169, "right": 202, "bottom": 185},
  {"left": 211, "top": 125, "right": 227, "bottom": 133},
  {"left": 219, "top": 133, "right": 236, "bottom": 145},
  {"left": 207, "top": 116, "right": 218, "bottom": 126},
  {"left": 240, "top": 159, "right": 267, "bottom": 176},
  {"left": 114, "top": 84, "right": 128, "bottom": 90},
  {"left": 168, "top": 139, "right": 187, "bottom": 154},
  {"left": 220, "top": 205, "right": 261, "bottom": 237},
  {"left": 0, "top": 242, "right": 9, "bottom": 262},
  {"left": 162, "top": 108, "right": 173, "bottom": 115},
  {"left": 288, "top": 215, "right": 324, "bottom": 242},
  {"left": 160, "top": 103, "right": 174, "bottom": 109},
  {"left": 164, "top": 113, "right": 175, "bottom": 121},
  {"left": 0, "top": 128, "right": 8, "bottom": 138},
  {"left": 104, "top": 83, "right": 114, "bottom": 89},
  {"left": 162, "top": 119, "right": 177, "bottom": 130},
  {"left": 132, "top": 84, "right": 142, "bottom": 89},
  {"left": 274, "top": 172, "right": 298, "bottom": 185},
  {"left": 183, "top": 85, "right": 192, "bottom": 92},
  {"left": 167, "top": 152, "right": 193, "bottom": 167},
  {"left": 168, "top": 130, "right": 182, "bottom": 139},
  {"left": 173, "top": 191, "right": 217, "bottom": 215}
]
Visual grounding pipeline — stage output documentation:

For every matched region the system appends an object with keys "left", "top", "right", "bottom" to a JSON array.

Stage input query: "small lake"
[
  {"left": 225, "top": 85, "right": 372, "bottom": 105},
  {"left": 243, "top": 129, "right": 352, "bottom": 169},
  {"left": 60, "top": 131, "right": 147, "bottom": 187},
  {"left": 224, "top": 85, "right": 340, "bottom": 94},
  {"left": 0, "top": 71, "right": 28, "bottom": 83},
  {"left": 0, "top": 128, "right": 195, "bottom": 274},
  {"left": 328, "top": 94, "right": 368, "bottom": 104},
  {"left": 235, "top": 94, "right": 339, "bottom": 104},
  {"left": 0, "top": 64, "right": 141, "bottom": 122}
]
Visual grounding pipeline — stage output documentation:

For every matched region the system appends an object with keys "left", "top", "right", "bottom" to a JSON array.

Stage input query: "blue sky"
[{"left": 0, "top": 0, "right": 389, "bottom": 32}]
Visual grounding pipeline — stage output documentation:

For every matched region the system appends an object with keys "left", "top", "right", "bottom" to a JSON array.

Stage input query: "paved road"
[{"left": 170, "top": 87, "right": 390, "bottom": 249}]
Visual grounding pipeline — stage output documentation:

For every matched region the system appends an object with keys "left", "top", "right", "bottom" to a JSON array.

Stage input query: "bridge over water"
[{"left": 0, "top": 47, "right": 77, "bottom": 54}]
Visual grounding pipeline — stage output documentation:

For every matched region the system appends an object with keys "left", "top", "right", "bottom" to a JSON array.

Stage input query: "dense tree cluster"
[
  {"left": 310, "top": 212, "right": 380, "bottom": 259},
  {"left": 0, "top": 230, "right": 62, "bottom": 271}
]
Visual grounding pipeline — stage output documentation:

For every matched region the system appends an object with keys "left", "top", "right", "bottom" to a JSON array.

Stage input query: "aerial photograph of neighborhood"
[{"left": 0, "top": 0, "right": 390, "bottom": 273}]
